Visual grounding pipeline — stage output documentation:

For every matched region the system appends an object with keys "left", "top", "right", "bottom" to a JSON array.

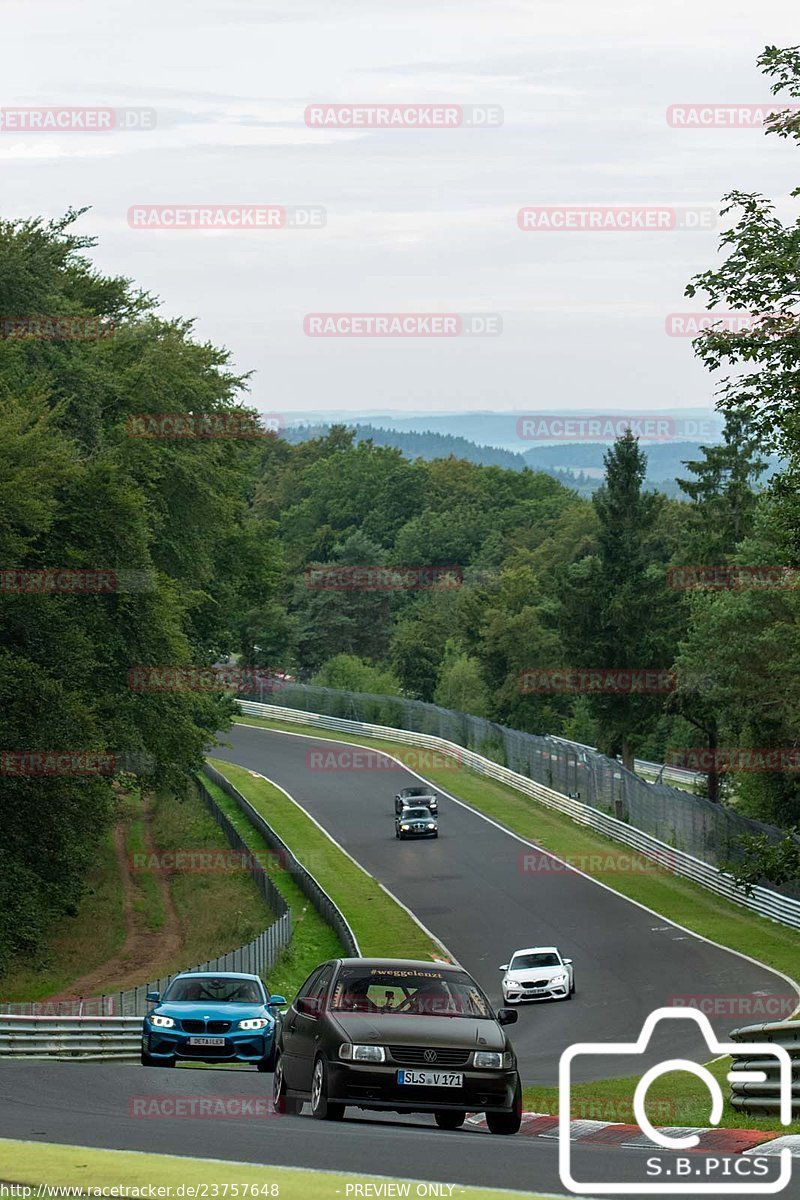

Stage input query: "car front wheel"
[
  {"left": 485, "top": 1078, "right": 522, "bottom": 1135},
  {"left": 272, "top": 1054, "right": 301, "bottom": 1115},
  {"left": 310, "top": 1056, "right": 345, "bottom": 1121}
]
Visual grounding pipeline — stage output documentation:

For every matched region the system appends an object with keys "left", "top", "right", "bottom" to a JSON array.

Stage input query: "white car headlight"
[
  {"left": 400, "top": 824, "right": 409, "bottom": 830},
  {"left": 150, "top": 1014, "right": 175, "bottom": 1028},
  {"left": 239, "top": 1018, "right": 270, "bottom": 1030},
  {"left": 474, "top": 1051, "right": 514, "bottom": 1069},
  {"left": 339, "top": 1043, "right": 386, "bottom": 1062},
  {"left": 552, "top": 973, "right": 568, "bottom": 985}
]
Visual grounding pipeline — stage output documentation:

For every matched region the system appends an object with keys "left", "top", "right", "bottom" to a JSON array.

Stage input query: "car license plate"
[
  {"left": 188, "top": 1036, "right": 225, "bottom": 1046},
  {"left": 397, "top": 1070, "right": 463, "bottom": 1087}
]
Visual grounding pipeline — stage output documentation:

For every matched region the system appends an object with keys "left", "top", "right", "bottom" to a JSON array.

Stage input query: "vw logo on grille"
[{"left": 424, "top": 1049, "right": 437, "bottom": 1063}]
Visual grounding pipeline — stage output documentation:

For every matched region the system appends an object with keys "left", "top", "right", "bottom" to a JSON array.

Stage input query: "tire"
[
  {"left": 570, "top": 977, "right": 576, "bottom": 996},
  {"left": 257, "top": 1045, "right": 277, "bottom": 1072},
  {"left": 310, "top": 1056, "right": 345, "bottom": 1121},
  {"left": 486, "top": 1077, "right": 522, "bottom": 1135},
  {"left": 434, "top": 1110, "right": 466, "bottom": 1130},
  {"left": 272, "top": 1054, "right": 301, "bottom": 1115}
]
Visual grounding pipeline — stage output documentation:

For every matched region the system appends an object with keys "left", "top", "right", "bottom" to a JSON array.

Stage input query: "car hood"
[
  {"left": 504, "top": 965, "right": 565, "bottom": 981},
  {"left": 151, "top": 1002, "right": 273, "bottom": 1022},
  {"left": 329, "top": 1011, "right": 506, "bottom": 1051}
]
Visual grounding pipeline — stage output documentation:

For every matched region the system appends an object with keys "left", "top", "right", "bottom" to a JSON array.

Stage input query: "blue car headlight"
[
  {"left": 239, "top": 1018, "right": 271, "bottom": 1031},
  {"left": 150, "top": 1014, "right": 175, "bottom": 1028}
]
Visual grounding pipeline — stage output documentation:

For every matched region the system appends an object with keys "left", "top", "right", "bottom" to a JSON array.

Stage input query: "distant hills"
[{"left": 281, "top": 420, "right": 781, "bottom": 497}]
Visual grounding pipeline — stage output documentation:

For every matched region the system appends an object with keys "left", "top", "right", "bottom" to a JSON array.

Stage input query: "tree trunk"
[
  {"left": 620, "top": 735, "right": 635, "bottom": 773},
  {"left": 706, "top": 720, "right": 720, "bottom": 803}
]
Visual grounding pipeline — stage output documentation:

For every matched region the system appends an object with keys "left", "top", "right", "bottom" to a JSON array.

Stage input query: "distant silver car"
[{"left": 500, "top": 946, "right": 574, "bottom": 1003}]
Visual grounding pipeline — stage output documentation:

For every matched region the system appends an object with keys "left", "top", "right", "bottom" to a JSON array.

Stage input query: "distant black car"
[
  {"left": 395, "top": 785, "right": 438, "bottom": 815},
  {"left": 273, "top": 957, "right": 521, "bottom": 1134},
  {"left": 395, "top": 806, "right": 438, "bottom": 839}
]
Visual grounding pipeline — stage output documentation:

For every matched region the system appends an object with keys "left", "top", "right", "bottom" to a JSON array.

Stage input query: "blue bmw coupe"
[{"left": 141, "top": 971, "right": 286, "bottom": 1070}]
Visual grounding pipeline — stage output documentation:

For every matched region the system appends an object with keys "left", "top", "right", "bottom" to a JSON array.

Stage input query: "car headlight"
[
  {"left": 400, "top": 824, "right": 409, "bottom": 830},
  {"left": 339, "top": 1043, "right": 386, "bottom": 1062},
  {"left": 474, "top": 1051, "right": 515, "bottom": 1069},
  {"left": 552, "top": 973, "right": 568, "bottom": 985},
  {"left": 239, "top": 1018, "right": 270, "bottom": 1030},
  {"left": 427, "top": 823, "right": 436, "bottom": 829},
  {"left": 150, "top": 1014, "right": 175, "bottom": 1028}
]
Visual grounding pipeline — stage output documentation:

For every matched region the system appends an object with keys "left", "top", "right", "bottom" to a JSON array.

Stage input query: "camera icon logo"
[{"left": 558, "top": 1007, "right": 793, "bottom": 1195}]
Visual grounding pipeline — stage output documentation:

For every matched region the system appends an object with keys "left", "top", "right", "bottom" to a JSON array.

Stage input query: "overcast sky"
[{"left": 2, "top": 0, "right": 797, "bottom": 424}]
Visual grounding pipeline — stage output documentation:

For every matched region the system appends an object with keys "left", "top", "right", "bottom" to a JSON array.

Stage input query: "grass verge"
[
  {"left": 0, "top": 827, "right": 126, "bottom": 1001},
  {"left": 199, "top": 775, "right": 342, "bottom": 1000},
  {"left": 0, "top": 1139, "right": 545, "bottom": 1200},
  {"left": 206, "top": 758, "right": 444, "bottom": 965}
]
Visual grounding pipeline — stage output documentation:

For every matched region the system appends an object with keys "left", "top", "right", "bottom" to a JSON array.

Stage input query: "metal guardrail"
[
  {"left": 729, "top": 1019, "right": 800, "bottom": 1115},
  {"left": 236, "top": 699, "right": 800, "bottom": 932},
  {"left": 202, "top": 762, "right": 360, "bottom": 956},
  {"left": 0, "top": 1015, "right": 142, "bottom": 1059}
]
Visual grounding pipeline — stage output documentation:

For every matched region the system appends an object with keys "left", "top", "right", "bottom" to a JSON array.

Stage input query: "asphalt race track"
[
  {"left": 214, "top": 723, "right": 796, "bottom": 1083},
  {"left": 4, "top": 721, "right": 798, "bottom": 1199},
  {"left": 2, "top": 1060, "right": 797, "bottom": 1199}
]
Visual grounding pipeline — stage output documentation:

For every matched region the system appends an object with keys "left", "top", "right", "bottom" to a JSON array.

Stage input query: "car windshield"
[
  {"left": 510, "top": 952, "right": 561, "bottom": 969},
  {"left": 402, "top": 788, "right": 432, "bottom": 798},
  {"left": 164, "top": 977, "right": 264, "bottom": 1003},
  {"left": 330, "top": 965, "right": 492, "bottom": 1019},
  {"left": 402, "top": 808, "right": 433, "bottom": 819}
]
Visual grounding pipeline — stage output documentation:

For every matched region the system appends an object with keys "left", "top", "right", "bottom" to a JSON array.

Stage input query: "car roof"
[
  {"left": 172, "top": 972, "right": 264, "bottom": 982},
  {"left": 510, "top": 946, "right": 560, "bottom": 956},
  {"left": 332, "top": 957, "right": 460, "bottom": 971}
]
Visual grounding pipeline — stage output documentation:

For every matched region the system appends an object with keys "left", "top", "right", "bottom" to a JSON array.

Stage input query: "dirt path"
[{"left": 50, "top": 799, "right": 184, "bottom": 1002}]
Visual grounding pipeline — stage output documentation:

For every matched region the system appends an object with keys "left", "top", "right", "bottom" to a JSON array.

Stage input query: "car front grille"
[
  {"left": 180, "top": 1019, "right": 232, "bottom": 1033},
  {"left": 521, "top": 980, "right": 550, "bottom": 989},
  {"left": 389, "top": 1046, "right": 471, "bottom": 1066}
]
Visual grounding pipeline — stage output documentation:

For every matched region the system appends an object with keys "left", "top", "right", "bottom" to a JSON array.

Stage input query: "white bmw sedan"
[{"left": 499, "top": 946, "right": 574, "bottom": 1003}]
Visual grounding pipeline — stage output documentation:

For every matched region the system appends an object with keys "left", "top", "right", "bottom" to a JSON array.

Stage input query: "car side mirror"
[
  {"left": 146, "top": 992, "right": 160, "bottom": 1003},
  {"left": 497, "top": 1008, "right": 518, "bottom": 1026},
  {"left": 268, "top": 994, "right": 287, "bottom": 1007},
  {"left": 563, "top": 959, "right": 572, "bottom": 966},
  {"left": 499, "top": 964, "right": 508, "bottom": 971},
  {"left": 296, "top": 996, "right": 321, "bottom": 1017}
]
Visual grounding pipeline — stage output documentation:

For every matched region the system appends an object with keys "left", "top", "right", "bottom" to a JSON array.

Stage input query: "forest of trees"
[{"left": 2, "top": 44, "right": 799, "bottom": 972}]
